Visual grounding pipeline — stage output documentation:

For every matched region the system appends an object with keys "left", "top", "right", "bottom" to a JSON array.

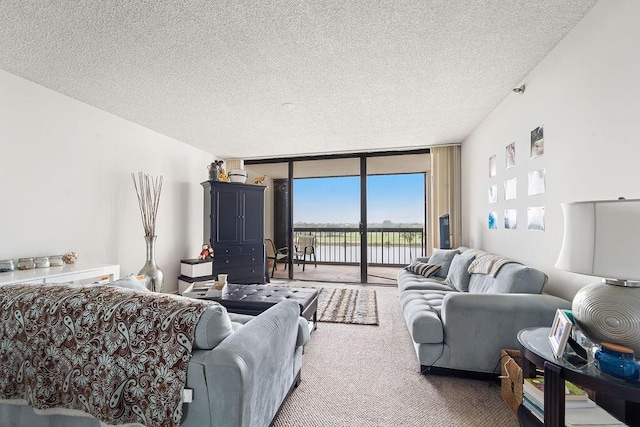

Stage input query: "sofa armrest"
[
  {"left": 182, "top": 300, "right": 301, "bottom": 427},
  {"left": 297, "top": 316, "right": 310, "bottom": 346},
  {"left": 439, "top": 293, "right": 571, "bottom": 372}
]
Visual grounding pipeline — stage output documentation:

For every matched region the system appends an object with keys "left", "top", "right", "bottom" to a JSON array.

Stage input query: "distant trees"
[{"left": 294, "top": 221, "right": 424, "bottom": 228}]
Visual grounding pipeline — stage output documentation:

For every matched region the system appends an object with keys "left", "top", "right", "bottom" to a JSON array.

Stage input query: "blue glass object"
[{"left": 594, "top": 342, "right": 640, "bottom": 381}]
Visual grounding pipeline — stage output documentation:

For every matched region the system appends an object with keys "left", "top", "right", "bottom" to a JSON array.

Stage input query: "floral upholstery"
[{"left": 0, "top": 283, "right": 215, "bottom": 427}]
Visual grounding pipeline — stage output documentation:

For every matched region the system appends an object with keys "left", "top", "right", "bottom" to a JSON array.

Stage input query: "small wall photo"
[
  {"left": 530, "top": 125, "right": 544, "bottom": 159},
  {"left": 527, "top": 206, "right": 545, "bottom": 231},
  {"left": 489, "top": 155, "right": 497, "bottom": 177},
  {"left": 504, "top": 178, "right": 517, "bottom": 200},
  {"left": 506, "top": 142, "right": 516, "bottom": 169},
  {"left": 488, "top": 212, "right": 498, "bottom": 229},
  {"left": 505, "top": 209, "right": 517, "bottom": 229},
  {"left": 488, "top": 185, "right": 498, "bottom": 204},
  {"left": 528, "top": 169, "right": 546, "bottom": 195}
]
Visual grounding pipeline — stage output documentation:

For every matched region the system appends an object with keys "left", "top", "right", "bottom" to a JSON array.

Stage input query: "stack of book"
[{"left": 522, "top": 377, "right": 626, "bottom": 426}]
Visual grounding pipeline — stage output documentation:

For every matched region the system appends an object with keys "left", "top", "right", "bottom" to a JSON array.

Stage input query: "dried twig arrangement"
[{"left": 132, "top": 172, "right": 163, "bottom": 236}]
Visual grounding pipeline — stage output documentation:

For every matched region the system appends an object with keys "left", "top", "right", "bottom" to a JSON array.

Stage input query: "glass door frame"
[
  {"left": 359, "top": 155, "right": 368, "bottom": 282},
  {"left": 246, "top": 148, "right": 429, "bottom": 283}
]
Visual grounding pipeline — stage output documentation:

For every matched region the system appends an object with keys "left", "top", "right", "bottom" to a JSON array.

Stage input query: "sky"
[{"left": 293, "top": 173, "right": 425, "bottom": 224}]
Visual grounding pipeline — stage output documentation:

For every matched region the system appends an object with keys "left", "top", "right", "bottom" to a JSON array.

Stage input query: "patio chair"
[
  {"left": 294, "top": 235, "right": 317, "bottom": 271},
  {"left": 265, "top": 238, "right": 288, "bottom": 277}
]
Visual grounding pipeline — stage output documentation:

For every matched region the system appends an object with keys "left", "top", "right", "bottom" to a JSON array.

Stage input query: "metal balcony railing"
[{"left": 293, "top": 227, "right": 424, "bottom": 267}]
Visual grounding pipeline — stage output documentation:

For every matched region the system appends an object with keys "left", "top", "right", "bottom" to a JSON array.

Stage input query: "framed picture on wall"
[
  {"left": 489, "top": 155, "right": 497, "bottom": 177},
  {"left": 531, "top": 125, "right": 544, "bottom": 159}
]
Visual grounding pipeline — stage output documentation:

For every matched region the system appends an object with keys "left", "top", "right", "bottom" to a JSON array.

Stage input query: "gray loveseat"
[
  {"left": 398, "top": 247, "right": 570, "bottom": 375},
  {"left": 0, "top": 280, "right": 309, "bottom": 427}
]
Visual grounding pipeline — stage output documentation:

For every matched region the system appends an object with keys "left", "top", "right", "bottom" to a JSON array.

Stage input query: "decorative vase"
[
  {"left": 139, "top": 235, "right": 164, "bottom": 292},
  {"left": 208, "top": 161, "right": 224, "bottom": 181},
  {"left": 594, "top": 342, "right": 640, "bottom": 380}
]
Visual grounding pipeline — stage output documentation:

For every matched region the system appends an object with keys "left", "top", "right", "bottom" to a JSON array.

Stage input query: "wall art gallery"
[{"left": 487, "top": 124, "right": 546, "bottom": 231}]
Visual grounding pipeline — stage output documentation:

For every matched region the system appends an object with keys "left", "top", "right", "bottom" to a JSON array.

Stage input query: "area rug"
[{"left": 317, "top": 287, "right": 378, "bottom": 325}]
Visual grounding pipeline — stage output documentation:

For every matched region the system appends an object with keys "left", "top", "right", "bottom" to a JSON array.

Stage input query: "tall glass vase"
[{"left": 139, "top": 235, "right": 164, "bottom": 292}]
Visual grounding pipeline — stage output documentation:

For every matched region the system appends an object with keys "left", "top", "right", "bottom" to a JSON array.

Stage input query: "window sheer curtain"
[{"left": 428, "top": 145, "right": 461, "bottom": 255}]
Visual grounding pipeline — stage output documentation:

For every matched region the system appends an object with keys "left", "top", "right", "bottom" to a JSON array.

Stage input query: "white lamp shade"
[{"left": 556, "top": 199, "right": 640, "bottom": 281}]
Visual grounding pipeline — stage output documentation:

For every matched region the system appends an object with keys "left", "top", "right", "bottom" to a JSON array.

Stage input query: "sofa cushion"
[
  {"left": 193, "top": 303, "right": 234, "bottom": 349},
  {"left": 428, "top": 249, "right": 459, "bottom": 278},
  {"left": 399, "top": 288, "right": 453, "bottom": 309},
  {"left": 405, "top": 261, "right": 440, "bottom": 278},
  {"left": 397, "top": 270, "right": 451, "bottom": 292},
  {"left": 443, "top": 254, "right": 475, "bottom": 292},
  {"left": 467, "top": 263, "right": 548, "bottom": 294}
]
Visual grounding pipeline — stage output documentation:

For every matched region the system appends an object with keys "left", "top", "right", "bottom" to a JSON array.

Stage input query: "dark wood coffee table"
[{"left": 202, "top": 283, "right": 318, "bottom": 329}]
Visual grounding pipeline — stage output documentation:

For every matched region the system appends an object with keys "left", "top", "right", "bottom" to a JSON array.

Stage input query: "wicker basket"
[{"left": 500, "top": 349, "right": 523, "bottom": 414}]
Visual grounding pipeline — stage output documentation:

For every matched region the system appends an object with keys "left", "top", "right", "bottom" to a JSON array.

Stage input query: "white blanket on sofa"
[{"left": 468, "top": 253, "right": 521, "bottom": 277}]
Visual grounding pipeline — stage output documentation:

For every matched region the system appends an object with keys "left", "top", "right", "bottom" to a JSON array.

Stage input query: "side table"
[{"left": 517, "top": 327, "right": 640, "bottom": 427}]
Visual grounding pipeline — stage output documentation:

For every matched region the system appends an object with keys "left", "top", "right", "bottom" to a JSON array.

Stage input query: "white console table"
[{"left": 0, "top": 264, "right": 120, "bottom": 286}]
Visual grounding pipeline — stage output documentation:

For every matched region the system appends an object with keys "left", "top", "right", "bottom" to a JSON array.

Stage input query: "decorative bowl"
[{"left": 228, "top": 168, "right": 248, "bottom": 183}]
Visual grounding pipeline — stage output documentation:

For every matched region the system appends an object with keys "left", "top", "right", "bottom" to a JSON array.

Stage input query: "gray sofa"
[
  {"left": 398, "top": 247, "right": 570, "bottom": 375},
  {"left": 0, "top": 281, "right": 309, "bottom": 427}
]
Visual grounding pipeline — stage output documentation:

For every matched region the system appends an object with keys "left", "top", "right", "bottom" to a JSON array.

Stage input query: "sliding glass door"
[
  {"left": 292, "top": 158, "right": 362, "bottom": 282},
  {"left": 365, "top": 155, "right": 427, "bottom": 283}
]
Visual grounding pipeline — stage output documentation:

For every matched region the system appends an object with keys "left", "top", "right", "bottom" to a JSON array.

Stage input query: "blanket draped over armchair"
[{"left": 0, "top": 283, "right": 214, "bottom": 427}]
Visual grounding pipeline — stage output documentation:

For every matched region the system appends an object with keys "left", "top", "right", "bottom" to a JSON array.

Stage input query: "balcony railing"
[{"left": 293, "top": 227, "right": 424, "bottom": 267}]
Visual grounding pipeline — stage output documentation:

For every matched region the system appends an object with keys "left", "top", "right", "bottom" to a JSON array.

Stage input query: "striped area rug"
[{"left": 317, "top": 287, "right": 378, "bottom": 325}]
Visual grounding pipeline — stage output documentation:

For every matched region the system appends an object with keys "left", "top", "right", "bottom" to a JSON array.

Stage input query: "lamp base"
[{"left": 572, "top": 281, "right": 640, "bottom": 356}]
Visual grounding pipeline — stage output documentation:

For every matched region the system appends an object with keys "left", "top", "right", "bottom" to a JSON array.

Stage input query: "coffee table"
[{"left": 202, "top": 283, "right": 318, "bottom": 329}]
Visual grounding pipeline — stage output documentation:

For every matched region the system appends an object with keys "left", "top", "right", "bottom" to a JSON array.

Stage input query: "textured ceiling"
[{"left": 0, "top": 1, "right": 596, "bottom": 159}]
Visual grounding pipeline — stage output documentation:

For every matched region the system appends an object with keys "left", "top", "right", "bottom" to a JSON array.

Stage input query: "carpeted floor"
[{"left": 272, "top": 283, "right": 519, "bottom": 427}]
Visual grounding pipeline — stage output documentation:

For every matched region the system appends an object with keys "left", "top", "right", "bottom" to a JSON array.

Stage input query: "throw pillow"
[
  {"left": 107, "top": 275, "right": 149, "bottom": 292},
  {"left": 194, "top": 304, "right": 234, "bottom": 349},
  {"left": 405, "top": 261, "right": 441, "bottom": 278},
  {"left": 428, "top": 249, "right": 459, "bottom": 278},
  {"left": 443, "top": 254, "right": 476, "bottom": 292}
]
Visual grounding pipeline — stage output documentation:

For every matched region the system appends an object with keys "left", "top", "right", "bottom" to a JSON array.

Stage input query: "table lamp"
[{"left": 555, "top": 199, "right": 640, "bottom": 356}]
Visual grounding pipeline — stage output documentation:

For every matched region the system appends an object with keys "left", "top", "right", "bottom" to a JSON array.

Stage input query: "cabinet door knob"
[{"left": 225, "top": 260, "right": 230, "bottom": 264}]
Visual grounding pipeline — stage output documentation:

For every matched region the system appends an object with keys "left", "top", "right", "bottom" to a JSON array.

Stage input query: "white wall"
[
  {"left": 462, "top": 0, "right": 640, "bottom": 301},
  {"left": 0, "top": 70, "right": 216, "bottom": 293}
]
